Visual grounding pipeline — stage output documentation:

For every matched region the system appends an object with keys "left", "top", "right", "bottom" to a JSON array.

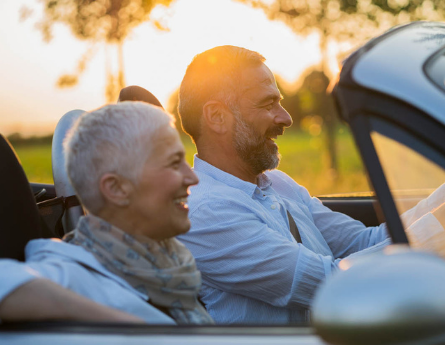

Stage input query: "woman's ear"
[
  {"left": 202, "top": 100, "right": 231, "bottom": 134},
  {"left": 99, "top": 173, "right": 132, "bottom": 207}
]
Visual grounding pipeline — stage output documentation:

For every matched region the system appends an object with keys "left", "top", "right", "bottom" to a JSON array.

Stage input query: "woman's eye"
[{"left": 171, "top": 161, "right": 180, "bottom": 169}]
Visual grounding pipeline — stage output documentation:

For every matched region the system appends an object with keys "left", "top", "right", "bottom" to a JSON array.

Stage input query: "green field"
[
  {"left": 13, "top": 128, "right": 371, "bottom": 196},
  {"left": 14, "top": 145, "right": 53, "bottom": 184}
]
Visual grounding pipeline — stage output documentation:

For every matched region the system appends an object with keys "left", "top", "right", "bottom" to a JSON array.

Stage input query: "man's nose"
[{"left": 274, "top": 106, "right": 293, "bottom": 128}]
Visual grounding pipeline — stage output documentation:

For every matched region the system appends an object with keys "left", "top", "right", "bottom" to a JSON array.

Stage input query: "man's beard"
[{"left": 232, "top": 112, "right": 283, "bottom": 176}]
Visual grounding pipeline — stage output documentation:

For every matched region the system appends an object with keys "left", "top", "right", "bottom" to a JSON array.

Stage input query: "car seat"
[
  {"left": 0, "top": 135, "right": 49, "bottom": 261},
  {"left": 52, "top": 110, "right": 86, "bottom": 234}
]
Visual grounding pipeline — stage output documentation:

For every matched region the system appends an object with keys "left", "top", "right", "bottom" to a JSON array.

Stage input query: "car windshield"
[{"left": 371, "top": 131, "right": 445, "bottom": 246}]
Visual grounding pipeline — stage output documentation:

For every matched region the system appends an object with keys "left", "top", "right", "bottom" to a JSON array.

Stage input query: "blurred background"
[{"left": 2, "top": 0, "right": 444, "bottom": 196}]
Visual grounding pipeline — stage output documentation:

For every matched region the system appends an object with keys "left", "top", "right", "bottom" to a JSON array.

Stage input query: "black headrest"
[
  {"left": 0, "top": 135, "right": 44, "bottom": 261},
  {"left": 117, "top": 85, "right": 164, "bottom": 109}
]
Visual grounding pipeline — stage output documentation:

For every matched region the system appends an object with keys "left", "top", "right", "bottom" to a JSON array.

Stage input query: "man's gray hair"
[
  {"left": 64, "top": 102, "right": 174, "bottom": 214},
  {"left": 178, "top": 45, "right": 265, "bottom": 143}
]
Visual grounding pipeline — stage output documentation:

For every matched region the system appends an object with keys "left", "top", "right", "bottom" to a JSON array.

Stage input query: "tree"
[
  {"left": 239, "top": 0, "right": 445, "bottom": 77},
  {"left": 23, "top": 0, "right": 174, "bottom": 102},
  {"left": 278, "top": 71, "right": 338, "bottom": 171},
  {"left": 239, "top": 0, "right": 445, "bottom": 171}
]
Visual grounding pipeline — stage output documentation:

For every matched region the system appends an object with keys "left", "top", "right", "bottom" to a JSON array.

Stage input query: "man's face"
[
  {"left": 231, "top": 63, "right": 292, "bottom": 175},
  {"left": 129, "top": 125, "right": 199, "bottom": 241}
]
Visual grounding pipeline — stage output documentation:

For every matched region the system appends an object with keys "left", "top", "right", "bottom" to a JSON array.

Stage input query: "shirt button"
[{"left": 271, "top": 204, "right": 276, "bottom": 210}]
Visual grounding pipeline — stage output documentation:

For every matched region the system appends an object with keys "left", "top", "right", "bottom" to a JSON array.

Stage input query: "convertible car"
[{"left": 1, "top": 21, "right": 444, "bottom": 345}]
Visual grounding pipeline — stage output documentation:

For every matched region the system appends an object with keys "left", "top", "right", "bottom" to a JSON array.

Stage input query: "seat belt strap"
[{"left": 286, "top": 210, "right": 302, "bottom": 243}]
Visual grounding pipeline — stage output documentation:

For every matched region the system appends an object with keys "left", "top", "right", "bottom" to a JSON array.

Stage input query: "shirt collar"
[{"left": 193, "top": 155, "right": 272, "bottom": 196}]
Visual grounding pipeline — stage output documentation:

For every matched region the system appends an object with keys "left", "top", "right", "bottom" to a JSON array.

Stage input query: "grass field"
[
  {"left": 13, "top": 128, "right": 371, "bottom": 196},
  {"left": 14, "top": 145, "right": 53, "bottom": 184}
]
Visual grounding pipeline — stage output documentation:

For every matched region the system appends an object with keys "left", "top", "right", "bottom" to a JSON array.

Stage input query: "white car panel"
[{"left": 352, "top": 22, "right": 445, "bottom": 125}]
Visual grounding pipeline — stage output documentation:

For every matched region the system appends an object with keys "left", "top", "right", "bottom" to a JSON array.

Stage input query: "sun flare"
[{"left": 0, "top": 0, "right": 321, "bottom": 136}]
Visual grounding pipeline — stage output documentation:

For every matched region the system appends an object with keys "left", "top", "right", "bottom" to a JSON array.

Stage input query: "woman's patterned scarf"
[{"left": 64, "top": 214, "right": 214, "bottom": 325}]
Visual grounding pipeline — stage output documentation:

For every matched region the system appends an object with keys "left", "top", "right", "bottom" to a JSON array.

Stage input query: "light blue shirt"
[
  {"left": 178, "top": 156, "right": 391, "bottom": 324},
  {"left": 0, "top": 239, "right": 175, "bottom": 324}
]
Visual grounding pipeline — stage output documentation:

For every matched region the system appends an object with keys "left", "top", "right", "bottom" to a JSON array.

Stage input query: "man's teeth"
[{"left": 174, "top": 197, "right": 188, "bottom": 206}]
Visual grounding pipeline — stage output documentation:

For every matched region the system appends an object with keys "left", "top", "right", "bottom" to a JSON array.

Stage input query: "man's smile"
[{"left": 265, "top": 126, "right": 284, "bottom": 140}]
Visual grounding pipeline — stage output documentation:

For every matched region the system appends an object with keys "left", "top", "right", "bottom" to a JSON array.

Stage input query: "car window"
[{"left": 371, "top": 130, "right": 445, "bottom": 242}]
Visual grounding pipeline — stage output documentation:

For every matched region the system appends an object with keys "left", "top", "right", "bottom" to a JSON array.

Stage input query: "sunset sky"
[{"left": 0, "top": 0, "right": 325, "bottom": 136}]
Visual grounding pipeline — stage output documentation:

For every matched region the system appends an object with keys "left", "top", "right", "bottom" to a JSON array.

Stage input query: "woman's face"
[{"left": 128, "top": 124, "right": 199, "bottom": 240}]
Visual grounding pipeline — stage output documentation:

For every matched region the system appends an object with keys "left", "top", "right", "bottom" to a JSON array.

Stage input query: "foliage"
[
  {"left": 278, "top": 70, "right": 339, "bottom": 170},
  {"left": 239, "top": 0, "right": 445, "bottom": 72},
  {"left": 34, "top": 0, "right": 172, "bottom": 43},
  {"left": 25, "top": 0, "right": 174, "bottom": 101},
  {"left": 7, "top": 133, "right": 53, "bottom": 147},
  {"left": 279, "top": 71, "right": 334, "bottom": 128}
]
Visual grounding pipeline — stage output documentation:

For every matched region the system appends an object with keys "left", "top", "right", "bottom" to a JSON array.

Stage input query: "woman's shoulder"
[
  {"left": 24, "top": 239, "right": 114, "bottom": 283},
  {"left": 25, "top": 238, "right": 92, "bottom": 262},
  {"left": 24, "top": 239, "right": 148, "bottom": 298}
]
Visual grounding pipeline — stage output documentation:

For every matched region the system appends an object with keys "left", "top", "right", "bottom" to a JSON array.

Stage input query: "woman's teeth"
[{"left": 174, "top": 197, "right": 188, "bottom": 207}]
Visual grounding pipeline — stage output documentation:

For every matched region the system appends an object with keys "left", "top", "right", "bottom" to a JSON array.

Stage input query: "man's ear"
[
  {"left": 99, "top": 173, "right": 133, "bottom": 207},
  {"left": 202, "top": 100, "right": 231, "bottom": 134}
]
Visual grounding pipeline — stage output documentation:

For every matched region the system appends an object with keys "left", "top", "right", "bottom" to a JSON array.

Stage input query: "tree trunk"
[
  {"left": 117, "top": 41, "right": 126, "bottom": 91},
  {"left": 320, "top": 37, "right": 338, "bottom": 173},
  {"left": 104, "top": 43, "right": 126, "bottom": 103},
  {"left": 320, "top": 41, "right": 338, "bottom": 176}
]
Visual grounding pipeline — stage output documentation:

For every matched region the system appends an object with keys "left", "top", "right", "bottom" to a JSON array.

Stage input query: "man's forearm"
[{"left": 0, "top": 278, "right": 144, "bottom": 323}]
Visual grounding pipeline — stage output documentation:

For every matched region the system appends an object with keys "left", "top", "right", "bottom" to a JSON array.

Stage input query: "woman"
[{"left": 0, "top": 102, "right": 213, "bottom": 324}]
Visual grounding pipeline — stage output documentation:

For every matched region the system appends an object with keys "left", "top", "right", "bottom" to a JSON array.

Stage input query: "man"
[{"left": 177, "top": 45, "right": 391, "bottom": 324}]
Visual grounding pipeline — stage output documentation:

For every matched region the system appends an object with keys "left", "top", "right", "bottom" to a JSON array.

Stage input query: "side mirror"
[{"left": 312, "top": 246, "right": 445, "bottom": 345}]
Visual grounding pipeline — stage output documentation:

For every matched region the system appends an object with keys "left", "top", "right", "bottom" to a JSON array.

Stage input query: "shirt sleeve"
[
  {"left": 181, "top": 200, "right": 337, "bottom": 310},
  {"left": 0, "top": 260, "right": 42, "bottom": 304},
  {"left": 293, "top": 181, "right": 390, "bottom": 258},
  {"left": 0, "top": 250, "right": 74, "bottom": 306},
  {"left": 405, "top": 211, "right": 445, "bottom": 257},
  {"left": 400, "top": 183, "right": 445, "bottom": 228}
]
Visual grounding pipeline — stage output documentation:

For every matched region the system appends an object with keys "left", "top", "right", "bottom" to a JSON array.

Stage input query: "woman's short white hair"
[{"left": 64, "top": 102, "right": 174, "bottom": 214}]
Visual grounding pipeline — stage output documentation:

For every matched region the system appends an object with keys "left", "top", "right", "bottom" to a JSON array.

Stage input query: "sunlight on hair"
[{"left": 208, "top": 55, "right": 218, "bottom": 65}]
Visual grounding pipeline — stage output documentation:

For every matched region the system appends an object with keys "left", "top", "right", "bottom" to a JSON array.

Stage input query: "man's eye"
[{"left": 264, "top": 103, "right": 274, "bottom": 110}]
